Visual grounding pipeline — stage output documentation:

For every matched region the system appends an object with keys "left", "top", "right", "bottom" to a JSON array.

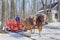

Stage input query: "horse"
[
  {"left": 21, "top": 14, "right": 47, "bottom": 37},
  {"left": 30, "top": 14, "right": 47, "bottom": 36}
]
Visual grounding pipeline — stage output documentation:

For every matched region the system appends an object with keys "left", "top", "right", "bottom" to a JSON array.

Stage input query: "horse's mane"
[
  {"left": 36, "top": 14, "right": 45, "bottom": 24},
  {"left": 26, "top": 17, "right": 34, "bottom": 25}
]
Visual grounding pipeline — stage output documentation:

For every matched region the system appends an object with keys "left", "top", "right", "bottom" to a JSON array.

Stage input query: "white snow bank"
[
  {"left": 45, "top": 22, "right": 60, "bottom": 28},
  {"left": 0, "top": 33, "right": 32, "bottom": 40}
]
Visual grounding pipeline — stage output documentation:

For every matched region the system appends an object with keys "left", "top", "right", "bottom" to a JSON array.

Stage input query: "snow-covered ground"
[
  {"left": 44, "top": 22, "right": 60, "bottom": 29},
  {"left": 0, "top": 28, "right": 60, "bottom": 40},
  {"left": 0, "top": 22, "right": 60, "bottom": 40}
]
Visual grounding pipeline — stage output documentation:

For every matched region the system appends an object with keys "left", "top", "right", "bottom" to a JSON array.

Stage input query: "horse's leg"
[
  {"left": 29, "top": 25, "right": 32, "bottom": 37},
  {"left": 30, "top": 28, "right": 32, "bottom": 37},
  {"left": 32, "top": 25, "right": 35, "bottom": 34},
  {"left": 33, "top": 21, "right": 36, "bottom": 33},
  {"left": 38, "top": 25, "right": 41, "bottom": 36},
  {"left": 22, "top": 28, "right": 24, "bottom": 36},
  {"left": 38, "top": 24, "right": 43, "bottom": 37}
]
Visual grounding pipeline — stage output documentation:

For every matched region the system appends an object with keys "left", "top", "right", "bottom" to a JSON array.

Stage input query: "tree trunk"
[
  {"left": 1, "top": 0, "right": 7, "bottom": 29},
  {"left": 41, "top": 0, "right": 45, "bottom": 9},
  {"left": 23, "top": 0, "right": 25, "bottom": 19},
  {"left": 44, "top": 0, "right": 47, "bottom": 14},
  {"left": 58, "top": 0, "right": 60, "bottom": 22},
  {"left": 14, "top": 0, "right": 17, "bottom": 18},
  {"left": 10, "top": 0, "right": 15, "bottom": 19},
  {"left": 33, "top": 0, "right": 37, "bottom": 15},
  {"left": 47, "top": 0, "right": 52, "bottom": 22}
]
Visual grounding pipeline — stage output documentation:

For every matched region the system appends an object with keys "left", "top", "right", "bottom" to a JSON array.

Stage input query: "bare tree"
[
  {"left": 48, "top": 0, "right": 52, "bottom": 22},
  {"left": 45, "top": 0, "right": 47, "bottom": 14},
  {"left": 15, "top": 0, "right": 17, "bottom": 18},
  {"left": 58, "top": 0, "right": 60, "bottom": 22},
  {"left": 41, "top": 0, "right": 45, "bottom": 8},
  {"left": 1, "top": 0, "right": 7, "bottom": 29},
  {"left": 23, "top": 0, "right": 25, "bottom": 18},
  {"left": 41, "top": 0, "right": 47, "bottom": 14},
  {"left": 10, "top": 0, "right": 15, "bottom": 19},
  {"left": 33, "top": 0, "right": 37, "bottom": 15}
]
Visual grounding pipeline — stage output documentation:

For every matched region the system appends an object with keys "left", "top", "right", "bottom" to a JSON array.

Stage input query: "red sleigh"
[{"left": 6, "top": 20, "right": 22, "bottom": 32}]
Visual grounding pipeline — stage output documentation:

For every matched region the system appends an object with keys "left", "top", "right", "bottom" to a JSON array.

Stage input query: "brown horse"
[
  {"left": 21, "top": 14, "right": 47, "bottom": 37},
  {"left": 31, "top": 14, "right": 47, "bottom": 36}
]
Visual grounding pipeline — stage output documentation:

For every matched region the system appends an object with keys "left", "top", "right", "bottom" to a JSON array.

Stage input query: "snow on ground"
[
  {"left": 0, "top": 22, "right": 60, "bottom": 40},
  {"left": 45, "top": 22, "right": 60, "bottom": 28},
  {"left": 0, "top": 28, "right": 60, "bottom": 40},
  {"left": 0, "top": 34, "right": 32, "bottom": 40}
]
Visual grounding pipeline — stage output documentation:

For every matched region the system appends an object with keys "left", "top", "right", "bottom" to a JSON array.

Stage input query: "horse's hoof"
[
  {"left": 39, "top": 35, "right": 41, "bottom": 37},
  {"left": 29, "top": 34, "right": 31, "bottom": 37},
  {"left": 29, "top": 36, "right": 31, "bottom": 37},
  {"left": 39, "top": 34, "right": 41, "bottom": 37}
]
